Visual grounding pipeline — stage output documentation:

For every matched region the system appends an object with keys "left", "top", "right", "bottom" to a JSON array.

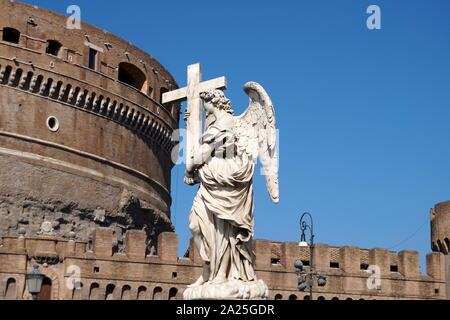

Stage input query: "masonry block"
[
  {"left": 35, "top": 238, "right": 57, "bottom": 256},
  {"left": 313, "top": 244, "right": 330, "bottom": 271},
  {"left": 339, "top": 246, "right": 360, "bottom": 274},
  {"left": 426, "top": 252, "right": 445, "bottom": 281},
  {"left": 124, "top": 230, "right": 147, "bottom": 259},
  {"left": 369, "top": 248, "right": 390, "bottom": 276},
  {"left": 65, "top": 240, "right": 76, "bottom": 256},
  {"left": 157, "top": 232, "right": 178, "bottom": 263},
  {"left": 188, "top": 237, "right": 203, "bottom": 265},
  {"left": 398, "top": 250, "right": 420, "bottom": 278},
  {"left": 254, "top": 240, "right": 271, "bottom": 270},
  {"left": 281, "top": 242, "right": 298, "bottom": 272},
  {"left": 92, "top": 228, "right": 113, "bottom": 258}
]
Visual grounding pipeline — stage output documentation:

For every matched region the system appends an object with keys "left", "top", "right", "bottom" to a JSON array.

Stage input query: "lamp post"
[
  {"left": 26, "top": 264, "right": 44, "bottom": 300},
  {"left": 294, "top": 212, "right": 327, "bottom": 300}
]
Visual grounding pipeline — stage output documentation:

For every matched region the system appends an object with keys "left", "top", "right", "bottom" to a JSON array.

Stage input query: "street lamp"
[
  {"left": 26, "top": 264, "right": 44, "bottom": 300},
  {"left": 294, "top": 212, "right": 327, "bottom": 300}
]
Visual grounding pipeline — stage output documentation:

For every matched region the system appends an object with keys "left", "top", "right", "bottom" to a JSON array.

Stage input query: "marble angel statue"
[{"left": 182, "top": 82, "right": 279, "bottom": 300}]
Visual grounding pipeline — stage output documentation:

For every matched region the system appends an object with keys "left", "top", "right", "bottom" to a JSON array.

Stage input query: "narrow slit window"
[{"left": 88, "top": 48, "right": 98, "bottom": 70}]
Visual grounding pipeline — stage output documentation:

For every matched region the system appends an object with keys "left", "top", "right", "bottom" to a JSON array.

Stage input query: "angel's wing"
[{"left": 234, "top": 82, "right": 279, "bottom": 203}]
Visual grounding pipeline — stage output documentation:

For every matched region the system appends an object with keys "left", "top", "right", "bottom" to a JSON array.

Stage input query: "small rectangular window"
[
  {"left": 271, "top": 258, "right": 281, "bottom": 265},
  {"left": 390, "top": 265, "right": 399, "bottom": 272},
  {"left": 330, "top": 262, "right": 340, "bottom": 269},
  {"left": 360, "top": 264, "right": 369, "bottom": 270},
  {"left": 88, "top": 48, "right": 98, "bottom": 70}
]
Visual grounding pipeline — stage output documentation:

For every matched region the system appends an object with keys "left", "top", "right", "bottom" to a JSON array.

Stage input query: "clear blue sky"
[{"left": 23, "top": 0, "right": 450, "bottom": 270}]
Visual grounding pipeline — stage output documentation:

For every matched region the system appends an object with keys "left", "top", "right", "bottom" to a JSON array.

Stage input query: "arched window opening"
[
  {"left": 37, "top": 277, "right": 52, "bottom": 300},
  {"left": 437, "top": 240, "right": 448, "bottom": 255},
  {"left": 303, "top": 295, "right": 310, "bottom": 300},
  {"left": 46, "top": 40, "right": 62, "bottom": 57},
  {"left": 1, "top": 66, "right": 13, "bottom": 85},
  {"left": 288, "top": 294, "right": 298, "bottom": 300},
  {"left": 121, "top": 285, "right": 131, "bottom": 300},
  {"left": 118, "top": 62, "right": 146, "bottom": 92},
  {"left": 89, "top": 283, "right": 99, "bottom": 300},
  {"left": 332, "top": 297, "right": 339, "bottom": 301},
  {"left": 274, "top": 294, "right": 283, "bottom": 300},
  {"left": 169, "top": 288, "right": 178, "bottom": 300},
  {"left": 105, "top": 284, "right": 116, "bottom": 300},
  {"left": 2, "top": 28, "right": 20, "bottom": 44},
  {"left": 318, "top": 296, "right": 326, "bottom": 301},
  {"left": 72, "top": 282, "right": 83, "bottom": 300},
  {"left": 152, "top": 287, "right": 163, "bottom": 300},
  {"left": 5, "top": 278, "right": 17, "bottom": 300},
  {"left": 137, "top": 286, "right": 147, "bottom": 300}
]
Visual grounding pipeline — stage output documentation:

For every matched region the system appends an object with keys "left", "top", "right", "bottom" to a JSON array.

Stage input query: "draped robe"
[{"left": 189, "top": 118, "right": 257, "bottom": 282}]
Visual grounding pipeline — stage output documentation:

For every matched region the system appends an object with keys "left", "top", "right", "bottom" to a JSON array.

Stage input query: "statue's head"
[{"left": 200, "top": 90, "right": 234, "bottom": 115}]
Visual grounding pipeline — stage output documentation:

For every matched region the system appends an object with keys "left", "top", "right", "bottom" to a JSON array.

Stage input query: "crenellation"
[
  {"left": 253, "top": 239, "right": 272, "bottom": 270},
  {"left": 280, "top": 242, "right": 298, "bottom": 272},
  {"left": 124, "top": 230, "right": 146, "bottom": 260},
  {"left": 398, "top": 250, "right": 420, "bottom": 278},
  {"left": 92, "top": 228, "right": 113, "bottom": 258},
  {"left": 426, "top": 252, "right": 446, "bottom": 281},
  {"left": 369, "top": 248, "right": 390, "bottom": 276},
  {"left": 313, "top": 244, "right": 330, "bottom": 271},
  {"left": 187, "top": 237, "right": 202, "bottom": 265},
  {"left": 65, "top": 239, "right": 76, "bottom": 256},
  {"left": 157, "top": 232, "right": 178, "bottom": 263},
  {"left": 339, "top": 246, "right": 360, "bottom": 274}
]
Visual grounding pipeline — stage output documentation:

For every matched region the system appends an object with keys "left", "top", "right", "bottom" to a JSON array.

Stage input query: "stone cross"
[{"left": 162, "top": 63, "right": 227, "bottom": 168}]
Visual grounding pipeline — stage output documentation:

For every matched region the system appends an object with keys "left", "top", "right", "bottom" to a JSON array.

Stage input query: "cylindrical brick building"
[
  {"left": 0, "top": 0, "right": 180, "bottom": 247},
  {"left": 431, "top": 201, "right": 450, "bottom": 255}
]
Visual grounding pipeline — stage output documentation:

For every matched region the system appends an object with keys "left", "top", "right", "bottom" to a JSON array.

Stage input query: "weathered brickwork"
[{"left": 0, "top": 0, "right": 180, "bottom": 243}]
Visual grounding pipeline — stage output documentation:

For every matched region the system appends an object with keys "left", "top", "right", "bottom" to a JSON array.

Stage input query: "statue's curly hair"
[{"left": 200, "top": 90, "right": 234, "bottom": 115}]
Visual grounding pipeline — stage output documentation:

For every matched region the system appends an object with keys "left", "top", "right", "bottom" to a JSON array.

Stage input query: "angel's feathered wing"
[{"left": 234, "top": 82, "right": 279, "bottom": 203}]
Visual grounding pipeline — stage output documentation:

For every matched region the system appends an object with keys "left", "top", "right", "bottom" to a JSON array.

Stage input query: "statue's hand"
[{"left": 184, "top": 171, "right": 199, "bottom": 186}]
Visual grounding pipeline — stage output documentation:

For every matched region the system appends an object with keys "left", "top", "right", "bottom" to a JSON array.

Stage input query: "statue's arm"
[
  {"left": 183, "top": 142, "right": 214, "bottom": 186},
  {"left": 186, "top": 142, "right": 214, "bottom": 174}
]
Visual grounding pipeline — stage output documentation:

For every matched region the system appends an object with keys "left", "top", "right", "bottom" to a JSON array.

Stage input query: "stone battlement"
[{"left": 0, "top": 229, "right": 447, "bottom": 300}]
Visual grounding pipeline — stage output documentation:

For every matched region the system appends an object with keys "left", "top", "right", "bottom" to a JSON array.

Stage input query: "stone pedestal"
[{"left": 183, "top": 279, "right": 269, "bottom": 300}]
